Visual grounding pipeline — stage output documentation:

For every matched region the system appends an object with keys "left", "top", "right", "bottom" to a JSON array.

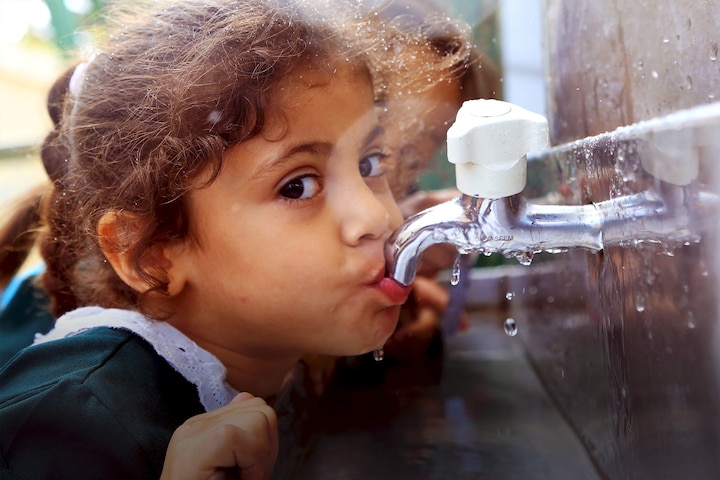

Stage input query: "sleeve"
[{"left": 0, "top": 379, "right": 163, "bottom": 480}]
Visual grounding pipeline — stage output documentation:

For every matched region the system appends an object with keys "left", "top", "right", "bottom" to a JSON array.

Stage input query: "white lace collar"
[{"left": 34, "top": 306, "right": 238, "bottom": 412}]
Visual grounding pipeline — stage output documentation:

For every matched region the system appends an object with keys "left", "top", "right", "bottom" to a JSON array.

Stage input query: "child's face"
[
  {"left": 165, "top": 64, "right": 407, "bottom": 361},
  {"left": 384, "top": 76, "right": 463, "bottom": 194}
]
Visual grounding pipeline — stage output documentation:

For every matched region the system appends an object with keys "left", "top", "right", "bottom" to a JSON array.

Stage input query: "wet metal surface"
[{"left": 519, "top": 103, "right": 720, "bottom": 478}]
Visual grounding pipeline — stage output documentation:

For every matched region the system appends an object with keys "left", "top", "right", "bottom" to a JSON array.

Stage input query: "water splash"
[{"left": 373, "top": 348, "right": 384, "bottom": 361}]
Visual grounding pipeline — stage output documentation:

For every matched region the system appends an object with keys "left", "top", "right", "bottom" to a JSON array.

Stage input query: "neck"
[
  {"left": 158, "top": 293, "right": 303, "bottom": 399},
  {"left": 195, "top": 339, "right": 300, "bottom": 399}
]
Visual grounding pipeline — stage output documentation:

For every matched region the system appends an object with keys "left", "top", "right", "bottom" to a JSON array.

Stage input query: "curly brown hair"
[{"left": 14, "top": 0, "right": 470, "bottom": 318}]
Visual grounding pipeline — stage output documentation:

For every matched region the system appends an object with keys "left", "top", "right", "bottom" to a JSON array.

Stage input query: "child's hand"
[{"left": 160, "top": 393, "right": 278, "bottom": 480}]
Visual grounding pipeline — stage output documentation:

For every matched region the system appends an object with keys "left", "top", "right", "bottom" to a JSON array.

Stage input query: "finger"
[
  {"left": 207, "top": 411, "right": 276, "bottom": 472},
  {"left": 209, "top": 468, "right": 237, "bottom": 480},
  {"left": 237, "top": 463, "right": 265, "bottom": 480},
  {"left": 393, "top": 307, "right": 439, "bottom": 339},
  {"left": 234, "top": 403, "right": 278, "bottom": 477},
  {"left": 166, "top": 400, "right": 278, "bottom": 480},
  {"left": 231, "top": 392, "right": 255, "bottom": 403},
  {"left": 413, "top": 277, "right": 450, "bottom": 313}
]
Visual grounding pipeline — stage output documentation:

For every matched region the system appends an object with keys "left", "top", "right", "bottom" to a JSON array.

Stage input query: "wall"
[
  {"left": 521, "top": 1, "right": 720, "bottom": 477},
  {"left": 545, "top": 0, "right": 720, "bottom": 144}
]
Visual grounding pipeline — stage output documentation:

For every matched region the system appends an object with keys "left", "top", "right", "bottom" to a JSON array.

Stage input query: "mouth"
[{"left": 369, "top": 266, "right": 413, "bottom": 305}]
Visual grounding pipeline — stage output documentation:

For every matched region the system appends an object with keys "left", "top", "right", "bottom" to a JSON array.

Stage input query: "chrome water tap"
[{"left": 386, "top": 100, "right": 716, "bottom": 286}]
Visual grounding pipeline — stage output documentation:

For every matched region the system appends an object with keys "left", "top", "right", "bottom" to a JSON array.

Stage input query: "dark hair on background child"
[
  {"left": 0, "top": 0, "right": 471, "bottom": 318},
  {"left": 378, "top": 0, "right": 500, "bottom": 100}
]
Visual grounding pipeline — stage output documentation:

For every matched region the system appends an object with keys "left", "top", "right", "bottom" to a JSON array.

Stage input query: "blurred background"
[
  {"left": 0, "top": 0, "right": 545, "bottom": 205},
  {"left": 0, "top": 0, "right": 112, "bottom": 203}
]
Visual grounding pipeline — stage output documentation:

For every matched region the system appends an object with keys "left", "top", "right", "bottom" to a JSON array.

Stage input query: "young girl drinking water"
[{"left": 0, "top": 0, "right": 471, "bottom": 478}]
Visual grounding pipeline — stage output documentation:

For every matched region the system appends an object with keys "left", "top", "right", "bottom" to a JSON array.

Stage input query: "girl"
[{"left": 0, "top": 0, "right": 470, "bottom": 478}]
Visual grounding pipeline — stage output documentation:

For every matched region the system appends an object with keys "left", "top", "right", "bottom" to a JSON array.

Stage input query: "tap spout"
[
  {"left": 386, "top": 186, "right": 709, "bottom": 286},
  {"left": 385, "top": 195, "right": 476, "bottom": 287}
]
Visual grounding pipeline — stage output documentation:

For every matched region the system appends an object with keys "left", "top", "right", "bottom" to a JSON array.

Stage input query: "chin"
[
  {"left": 371, "top": 305, "right": 402, "bottom": 345},
  {"left": 333, "top": 306, "right": 401, "bottom": 355}
]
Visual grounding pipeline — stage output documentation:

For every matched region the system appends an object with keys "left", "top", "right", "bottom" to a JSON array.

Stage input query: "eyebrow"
[
  {"left": 252, "top": 123, "right": 386, "bottom": 181},
  {"left": 250, "top": 142, "right": 332, "bottom": 182},
  {"left": 363, "top": 124, "right": 386, "bottom": 149}
]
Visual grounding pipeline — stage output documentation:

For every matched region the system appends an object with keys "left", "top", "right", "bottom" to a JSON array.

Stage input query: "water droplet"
[
  {"left": 711, "top": 43, "right": 718, "bottom": 61},
  {"left": 651, "top": 70, "right": 659, "bottom": 79},
  {"left": 505, "top": 292, "right": 515, "bottom": 301},
  {"left": 373, "top": 349, "right": 384, "bottom": 361},
  {"left": 635, "top": 294, "right": 646, "bottom": 312},
  {"left": 504, "top": 318, "right": 518, "bottom": 337},
  {"left": 515, "top": 251, "right": 534, "bottom": 266},
  {"left": 450, "top": 254, "right": 462, "bottom": 286},
  {"left": 685, "top": 312, "right": 696, "bottom": 330},
  {"left": 685, "top": 75, "right": 693, "bottom": 90}
]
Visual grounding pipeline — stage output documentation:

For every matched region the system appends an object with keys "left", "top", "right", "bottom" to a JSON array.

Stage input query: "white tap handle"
[{"left": 447, "top": 99, "right": 549, "bottom": 198}]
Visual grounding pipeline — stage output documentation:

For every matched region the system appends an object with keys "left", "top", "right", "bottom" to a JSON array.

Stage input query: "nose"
[{"left": 335, "top": 179, "right": 394, "bottom": 247}]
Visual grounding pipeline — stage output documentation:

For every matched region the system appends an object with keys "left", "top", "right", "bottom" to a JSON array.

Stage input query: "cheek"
[{"left": 253, "top": 235, "right": 330, "bottom": 284}]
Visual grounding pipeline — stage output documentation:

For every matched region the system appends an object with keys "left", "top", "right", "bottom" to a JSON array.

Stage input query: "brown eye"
[
  {"left": 359, "top": 153, "right": 387, "bottom": 178},
  {"left": 280, "top": 175, "right": 319, "bottom": 200}
]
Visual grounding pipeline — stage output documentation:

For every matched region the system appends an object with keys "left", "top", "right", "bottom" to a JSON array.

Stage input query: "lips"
[
  {"left": 365, "top": 263, "right": 413, "bottom": 305},
  {"left": 375, "top": 276, "right": 413, "bottom": 305}
]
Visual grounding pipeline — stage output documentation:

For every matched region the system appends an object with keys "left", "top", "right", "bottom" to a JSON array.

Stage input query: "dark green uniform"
[
  {"left": 0, "top": 273, "right": 54, "bottom": 367},
  {"left": 0, "top": 327, "right": 204, "bottom": 479}
]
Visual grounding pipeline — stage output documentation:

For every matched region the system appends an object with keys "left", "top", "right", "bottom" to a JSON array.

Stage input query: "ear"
[{"left": 97, "top": 211, "right": 186, "bottom": 296}]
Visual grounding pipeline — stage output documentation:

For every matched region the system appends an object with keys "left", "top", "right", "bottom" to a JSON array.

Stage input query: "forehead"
[
  {"left": 276, "top": 59, "right": 372, "bottom": 99},
  {"left": 265, "top": 61, "right": 377, "bottom": 137}
]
